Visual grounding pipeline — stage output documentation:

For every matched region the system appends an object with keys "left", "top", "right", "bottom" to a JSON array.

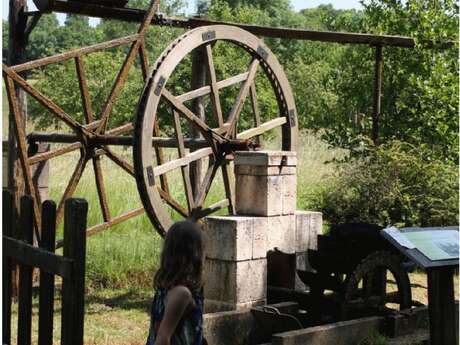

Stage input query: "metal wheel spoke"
[
  {"left": 56, "top": 155, "right": 88, "bottom": 225},
  {"left": 92, "top": 157, "right": 111, "bottom": 222},
  {"left": 204, "top": 44, "right": 223, "bottom": 127},
  {"left": 225, "top": 58, "right": 260, "bottom": 138}
]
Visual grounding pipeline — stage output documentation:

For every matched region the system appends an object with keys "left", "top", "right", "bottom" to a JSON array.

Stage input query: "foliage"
[
  {"left": 323, "top": 0, "right": 459, "bottom": 161},
  {"left": 316, "top": 141, "right": 459, "bottom": 227}
]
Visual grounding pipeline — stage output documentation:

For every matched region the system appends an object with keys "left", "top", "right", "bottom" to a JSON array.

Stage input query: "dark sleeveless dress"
[{"left": 145, "top": 287, "right": 204, "bottom": 345}]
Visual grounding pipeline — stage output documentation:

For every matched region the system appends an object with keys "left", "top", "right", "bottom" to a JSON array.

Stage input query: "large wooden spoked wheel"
[{"left": 134, "top": 25, "right": 298, "bottom": 236}]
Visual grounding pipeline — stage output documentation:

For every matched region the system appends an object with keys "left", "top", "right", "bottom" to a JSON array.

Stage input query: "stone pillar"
[{"left": 203, "top": 151, "right": 322, "bottom": 312}]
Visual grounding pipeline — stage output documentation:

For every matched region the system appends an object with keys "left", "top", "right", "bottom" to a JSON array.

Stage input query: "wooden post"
[
  {"left": 17, "top": 195, "right": 34, "bottom": 345},
  {"left": 61, "top": 198, "right": 88, "bottom": 345},
  {"left": 8, "top": 0, "right": 28, "bottom": 207},
  {"left": 190, "top": 46, "right": 207, "bottom": 199},
  {"left": 427, "top": 267, "right": 457, "bottom": 345},
  {"left": 38, "top": 200, "right": 57, "bottom": 345},
  {"left": 371, "top": 44, "right": 383, "bottom": 145},
  {"left": 2, "top": 189, "right": 15, "bottom": 345}
]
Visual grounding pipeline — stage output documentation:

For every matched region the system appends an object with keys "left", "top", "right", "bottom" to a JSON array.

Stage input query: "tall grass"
[{"left": 42, "top": 131, "right": 345, "bottom": 289}]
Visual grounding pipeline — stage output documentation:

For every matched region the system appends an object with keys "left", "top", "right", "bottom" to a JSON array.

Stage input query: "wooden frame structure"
[{"left": 4, "top": 0, "right": 454, "bottom": 243}]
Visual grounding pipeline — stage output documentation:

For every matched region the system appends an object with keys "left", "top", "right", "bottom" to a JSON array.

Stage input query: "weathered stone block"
[
  {"left": 267, "top": 215, "right": 296, "bottom": 254},
  {"left": 204, "top": 216, "right": 268, "bottom": 261},
  {"left": 235, "top": 150, "right": 297, "bottom": 167},
  {"left": 282, "top": 175, "right": 297, "bottom": 215},
  {"left": 235, "top": 150, "right": 297, "bottom": 217},
  {"left": 295, "top": 211, "right": 322, "bottom": 253},
  {"left": 235, "top": 164, "right": 296, "bottom": 176},
  {"left": 204, "top": 216, "right": 254, "bottom": 261},
  {"left": 204, "top": 258, "right": 267, "bottom": 304}
]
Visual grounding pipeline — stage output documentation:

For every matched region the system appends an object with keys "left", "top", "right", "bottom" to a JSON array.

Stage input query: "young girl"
[{"left": 146, "top": 221, "right": 205, "bottom": 345}]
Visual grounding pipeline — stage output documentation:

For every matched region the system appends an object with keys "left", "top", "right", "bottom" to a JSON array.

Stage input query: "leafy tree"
[
  {"left": 26, "top": 14, "right": 60, "bottom": 60},
  {"left": 2, "top": 20, "right": 8, "bottom": 63}
]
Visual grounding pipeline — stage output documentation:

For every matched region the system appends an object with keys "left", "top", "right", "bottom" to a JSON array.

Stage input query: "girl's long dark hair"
[{"left": 154, "top": 221, "right": 204, "bottom": 291}]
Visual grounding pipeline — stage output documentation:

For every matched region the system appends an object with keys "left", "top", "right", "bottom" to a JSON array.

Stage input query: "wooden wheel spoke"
[
  {"left": 101, "top": 146, "right": 134, "bottom": 176},
  {"left": 237, "top": 117, "right": 287, "bottom": 140},
  {"left": 204, "top": 44, "right": 224, "bottom": 127},
  {"left": 28, "top": 142, "right": 83, "bottom": 165},
  {"left": 3, "top": 64, "right": 86, "bottom": 133},
  {"left": 75, "top": 56, "right": 94, "bottom": 124},
  {"left": 177, "top": 72, "right": 249, "bottom": 103},
  {"left": 172, "top": 109, "right": 194, "bottom": 212},
  {"left": 153, "top": 147, "right": 213, "bottom": 177},
  {"left": 56, "top": 155, "right": 88, "bottom": 225},
  {"left": 161, "top": 88, "right": 223, "bottom": 145},
  {"left": 224, "top": 58, "right": 260, "bottom": 138},
  {"left": 4, "top": 75, "right": 42, "bottom": 239},
  {"left": 92, "top": 157, "right": 111, "bottom": 222},
  {"left": 192, "top": 199, "right": 230, "bottom": 219},
  {"left": 221, "top": 161, "right": 236, "bottom": 214},
  {"left": 193, "top": 157, "right": 220, "bottom": 209},
  {"left": 249, "top": 83, "right": 262, "bottom": 145},
  {"left": 158, "top": 189, "right": 189, "bottom": 218},
  {"left": 95, "top": 0, "right": 160, "bottom": 135}
]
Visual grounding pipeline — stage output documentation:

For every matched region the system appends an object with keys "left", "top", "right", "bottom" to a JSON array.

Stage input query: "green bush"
[{"left": 316, "top": 141, "right": 458, "bottom": 227}]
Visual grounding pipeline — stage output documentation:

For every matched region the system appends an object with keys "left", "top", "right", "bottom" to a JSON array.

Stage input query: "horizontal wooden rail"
[
  {"left": 3, "top": 236, "right": 74, "bottom": 278},
  {"left": 26, "top": 2, "right": 454, "bottom": 48},
  {"left": 11, "top": 34, "right": 139, "bottom": 72}
]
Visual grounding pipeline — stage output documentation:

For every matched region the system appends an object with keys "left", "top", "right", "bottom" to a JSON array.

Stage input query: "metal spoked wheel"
[
  {"left": 340, "top": 250, "right": 412, "bottom": 320},
  {"left": 134, "top": 25, "right": 298, "bottom": 236}
]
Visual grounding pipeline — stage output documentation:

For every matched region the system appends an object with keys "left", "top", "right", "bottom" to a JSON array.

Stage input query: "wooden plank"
[
  {"left": 225, "top": 58, "right": 260, "bottom": 138},
  {"left": 38, "top": 201, "right": 57, "bottom": 345},
  {"left": 3, "top": 236, "right": 73, "bottom": 278},
  {"left": 173, "top": 109, "right": 194, "bottom": 213},
  {"left": 61, "top": 198, "right": 88, "bottom": 345},
  {"left": 28, "top": 142, "right": 83, "bottom": 165},
  {"left": 101, "top": 146, "right": 134, "bottom": 176},
  {"left": 237, "top": 117, "right": 287, "bottom": 140},
  {"left": 11, "top": 34, "right": 139, "bottom": 72},
  {"left": 153, "top": 147, "right": 213, "bottom": 177},
  {"left": 177, "top": 72, "right": 249, "bottom": 103},
  {"left": 33, "top": 3, "right": 454, "bottom": 48},
  {"left": 17, "top": 196, "right": 34, "bottom": 345},
  {"left": 75, "top": 56, "right": 94, "bottom": 123},
  {"left": 2, "top": 190, "right": 14, "bottom": 345}
]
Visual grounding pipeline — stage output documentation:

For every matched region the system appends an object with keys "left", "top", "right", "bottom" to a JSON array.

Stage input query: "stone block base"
[{"left": 204, "top": 299, "right": 265, "bottom": 313}]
